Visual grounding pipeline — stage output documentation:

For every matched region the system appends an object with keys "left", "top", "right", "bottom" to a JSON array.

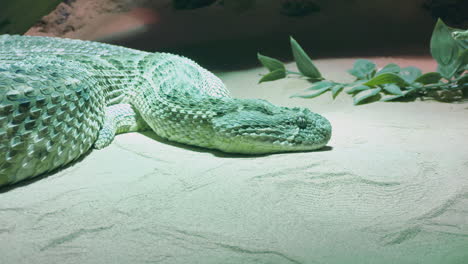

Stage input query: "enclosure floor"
[{"left": 1, "top": 57, "right": 467, "bottom": 264}]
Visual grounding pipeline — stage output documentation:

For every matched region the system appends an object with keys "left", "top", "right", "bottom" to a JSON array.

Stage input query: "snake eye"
[{"left": 297, "top": 116, "right": 308, "bottom": 129}]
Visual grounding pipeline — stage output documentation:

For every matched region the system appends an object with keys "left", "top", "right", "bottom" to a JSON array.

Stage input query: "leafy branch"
[{"left": 257, "top": 19, "right": 468, "bottom": 105}]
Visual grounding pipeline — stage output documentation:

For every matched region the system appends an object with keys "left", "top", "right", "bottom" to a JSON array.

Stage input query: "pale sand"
[{"left": 1, "top": 57, "right": 467, "bottom": 263}]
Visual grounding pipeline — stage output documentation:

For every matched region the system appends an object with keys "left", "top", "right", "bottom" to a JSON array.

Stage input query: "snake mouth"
[{"left": 212, "top": 134, "right": 330, "bottom": 154}]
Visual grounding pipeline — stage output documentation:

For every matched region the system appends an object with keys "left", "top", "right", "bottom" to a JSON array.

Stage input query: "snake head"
[{"left": 211, "top": 99, "right": 331, "bottom": 154}]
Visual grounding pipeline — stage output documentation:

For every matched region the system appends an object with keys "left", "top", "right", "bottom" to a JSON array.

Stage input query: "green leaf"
[
  {"left": 331, "top": 85, "right": 344, "bottom": 99},
  {"left": 258, "top": 69, "right": 286, "bottom": 83},
  {"left": 347, "top": 59, "right": 376, "bottom": 80},
  {"left": 431, "top": 19, "right": 468, "bottom": 79},
  {"left": 452, "top": 29, "right": 468, "bottom": 49},
  {"left": 414, "top": 72, "right": 442, "bottom": 84},
  {"left": 257, "top": 53, "right": 285, "bottom": 72},
  {"left": 346, "top": 84, "right": 370, "bottom": 94},
  {"left": 452, "top": 29, "right": 468, "bottom": 39},
  {"left": 380, "top": 91, "right": 408, "bottom": 102},
  {"left": 382, "top": 84, "right": 403, "bottom": 95},
  {"left": 436, "top": 48, "right": 467, "bottom": 78},
  {"left": 399, "top": 66, "right": 422, "bottom": 83},
  {"left": 353, "top": 88, "right": 382, "bottom": 105},
  {"left": 291, "top": 86, "right": 330, "bottom": 99},
  {"left": 305, "top": 81, "right": 335, "bottom": 90},
  {"left": 430, "top": 19, "right": 464, "bottom": 79},
  {"left": 431, "top": 19, "right": 461, "bottom": 66},
  {"left": 377, "top": 63, "right": 400, "bottom": 75},
  {"left": 363, "top": 73, "right": 408, "bottom": 87},
  {"left": 437, "top": 60, "right": 462, "bottom": 79},
  {"left": 290, "top": 37, "right": 322, "bottom": 79},
  {"left": 291, "top": 81, "right": 335, "bottom": 98}
]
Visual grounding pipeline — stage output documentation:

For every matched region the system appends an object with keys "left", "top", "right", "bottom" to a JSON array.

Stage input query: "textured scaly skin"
[{"left": 0, "top": 35, "right": 331, "bottom": 187}]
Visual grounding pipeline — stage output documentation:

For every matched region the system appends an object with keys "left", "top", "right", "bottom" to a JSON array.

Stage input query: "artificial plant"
[{"left": 257, "top": 19, "right": 468, "bottom": 105}]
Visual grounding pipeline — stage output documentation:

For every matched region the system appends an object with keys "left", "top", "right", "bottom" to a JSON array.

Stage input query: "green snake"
[{"left": 0, "top": 35, "right": 331, "bottom": 187}]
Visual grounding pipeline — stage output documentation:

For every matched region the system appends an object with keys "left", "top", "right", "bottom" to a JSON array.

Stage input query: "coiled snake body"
[{"left": 0, "top": 35, "right": 331, "bottom": 186}]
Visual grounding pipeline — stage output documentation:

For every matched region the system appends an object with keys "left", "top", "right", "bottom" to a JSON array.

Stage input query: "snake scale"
[{"left": 0, "top": 35, "right": 331, "bottom": 187}]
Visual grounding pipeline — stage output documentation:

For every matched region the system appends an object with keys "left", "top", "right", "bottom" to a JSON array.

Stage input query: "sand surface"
[{"left": 1, "top": 57, "right": 467, "bottom": 263}]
